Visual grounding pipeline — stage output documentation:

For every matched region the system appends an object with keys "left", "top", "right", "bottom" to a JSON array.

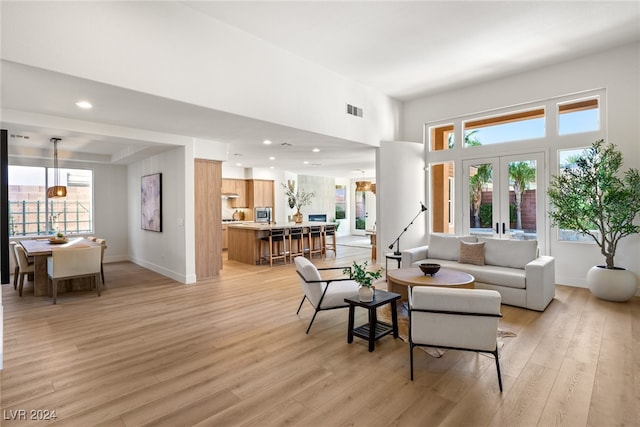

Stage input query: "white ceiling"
[{"left": 2, "top": 1, "right": 639, "bottom": 178}]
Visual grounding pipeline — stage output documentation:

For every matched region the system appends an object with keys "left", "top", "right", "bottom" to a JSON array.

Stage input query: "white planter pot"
[
  {"left": 587, "top": 266, "right": 638, "bottom": 302},
  {"left": 358, "top": 285, "right": 374, "bottom": 302}
]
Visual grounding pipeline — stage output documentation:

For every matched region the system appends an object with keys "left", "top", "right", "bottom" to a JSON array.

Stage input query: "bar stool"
[
  {"left": 288, "top": 226, "right": 305, "bottom": 262},
  {"left": 260, "top": 228, "right": 288, "bottom": 266},
  {"left": 307, "top": 225, "right": 324, "bottom": 259},
  {"left": 323, "top": 224, "right": 337, "bottom": 257}
]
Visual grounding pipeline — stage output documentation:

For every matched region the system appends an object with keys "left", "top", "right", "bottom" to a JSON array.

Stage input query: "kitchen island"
[{"left": 227, "top": 222, "right": 333, "bottom": 265}]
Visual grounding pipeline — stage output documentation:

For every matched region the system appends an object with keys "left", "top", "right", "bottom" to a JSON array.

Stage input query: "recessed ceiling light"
[
  {"left": 269, "top": 156, "right": 275, "bottom": 160},
  {"left": 312, "top": 148, "right": 320, "bottom": 153},
  {"left": 236, "top": 163, "right": 242, "bottom": 167},
  {"left": 303, "top": 161, "right": 309, "bottom": 165},
  {"left": 263, "top": 139, "right": 272, "bottom": 145},
  {"left": 269, "top": 166, "right": 275, "bottom": 169},
  {"left": 75, "top": 100, "right": 92, "bottom": 109}
]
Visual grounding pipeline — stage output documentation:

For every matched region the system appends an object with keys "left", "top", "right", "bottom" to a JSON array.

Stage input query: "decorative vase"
[
  {"left": 293, "top": 209, "right": 303, "bottom": 224},
  {"left": 587, "top": 265, "right": 638, "bottom": 302},
  {"left": 358, "top": 285, "right": 374, "bottom": 302}
]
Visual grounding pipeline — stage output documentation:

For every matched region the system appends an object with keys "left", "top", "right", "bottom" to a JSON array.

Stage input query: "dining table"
[{"left": 19, "top": 237, "right": 100, "bottom": 297}]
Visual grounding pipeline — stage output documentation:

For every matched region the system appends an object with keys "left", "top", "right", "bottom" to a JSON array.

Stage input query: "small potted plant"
[
  {"left": 344, "top": 260, "right": 383, "bottom": 302},
  {"left": 547, "top": 140, "right": 640, "bottom": 301}
]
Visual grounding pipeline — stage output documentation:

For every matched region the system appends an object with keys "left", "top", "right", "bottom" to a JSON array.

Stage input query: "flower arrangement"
[
  {"left": 344, "top": 260, "right": 383, "bottom": 288},
  {"left": 282, "top": 181, "right": 315, "bottom": 210}
]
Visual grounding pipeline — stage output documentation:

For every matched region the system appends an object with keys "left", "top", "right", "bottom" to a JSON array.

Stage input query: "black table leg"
[
  {"left": 368, "top": 307, "right": 377, "bottom": 352},
  {"left": 347, "top": 305, "right": 355, "bottom": 344},
  {"left": 391, "top": 300, "right": 399, "bottom": 339}
]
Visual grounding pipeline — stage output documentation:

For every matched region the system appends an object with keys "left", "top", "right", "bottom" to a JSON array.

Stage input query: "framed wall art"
[{"left": 141, "top": 172, "right": 162, "bottom": 232}]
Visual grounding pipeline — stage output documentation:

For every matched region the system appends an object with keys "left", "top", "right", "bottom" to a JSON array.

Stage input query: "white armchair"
[
  {"left": 294, "top": 256, "right": 360, "bottom": 333},
  {"left": 47, "top": 246, "right": 102, "bottom": 304},
  {"left": 409, "top": 286, "right": 503, "bottom": 391}
]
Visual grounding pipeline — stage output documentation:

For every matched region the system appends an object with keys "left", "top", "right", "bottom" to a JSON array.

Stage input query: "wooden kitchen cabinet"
[
  {"left": 248, "top": 179, "right": 274, "bottom": 208},
  {"left": 222, "top": 178, "right": 249, "bottom": 208},
  {"left": 222, "top": 224, "right": 229, "bottom": 250}
]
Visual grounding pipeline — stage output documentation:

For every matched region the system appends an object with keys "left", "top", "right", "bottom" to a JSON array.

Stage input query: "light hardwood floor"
[{"left": 1, "top": 244, "right": 639, "bottom": 426}]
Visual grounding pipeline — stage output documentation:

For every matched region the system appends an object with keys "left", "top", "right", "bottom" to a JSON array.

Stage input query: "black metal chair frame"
[
  {"left": 296, "top": 265, "right": 353, "bottom": 334},
  {"left": 408, "top": 306, "right": 504, "bottom": 391}
]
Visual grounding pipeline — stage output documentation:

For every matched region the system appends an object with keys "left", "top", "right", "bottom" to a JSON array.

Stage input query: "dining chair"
[
  {"left": 47, "top": 245, "right": 102, "bottom": 304},
  {"left": 9, "top": 241, "right": 19, "bottom": 289},
  {"left": 13, "top": 243, "right": 35, "bottom": 296},
  {"left": 95, "top": 238, "right": 107, "bottom": 284}
]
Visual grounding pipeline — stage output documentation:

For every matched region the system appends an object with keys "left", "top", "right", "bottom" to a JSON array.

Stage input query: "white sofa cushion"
[
  {"left": 428, "top": 234, "right": 477, "bottom": 261},
  {"left": 415, "top": 258, "right": 526, "bottom": 289},
  {"left": 479, "top": 237, "right": 538, "bottom": 269}
]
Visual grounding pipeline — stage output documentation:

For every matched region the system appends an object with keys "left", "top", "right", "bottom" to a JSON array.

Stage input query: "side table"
[{"left": 345, "top": 290, "right": 401, "bottom": 352}]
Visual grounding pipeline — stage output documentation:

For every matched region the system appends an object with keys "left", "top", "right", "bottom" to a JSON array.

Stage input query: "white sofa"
[{"left": 401, "top": 234, "right": 555, "bottom": 311}]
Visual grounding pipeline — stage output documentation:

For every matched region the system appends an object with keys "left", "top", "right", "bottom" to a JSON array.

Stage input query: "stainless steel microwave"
[{"left": 255, "top": 207, "right": 272, "bottom": 223}]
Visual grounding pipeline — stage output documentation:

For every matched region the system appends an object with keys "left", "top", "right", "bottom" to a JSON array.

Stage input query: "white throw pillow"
[
  {"left": 428, "top": 234, "right": 478, "bottom": 261},
  {"left": 479, "top": 237, "right": 538, "bottom": 269}
]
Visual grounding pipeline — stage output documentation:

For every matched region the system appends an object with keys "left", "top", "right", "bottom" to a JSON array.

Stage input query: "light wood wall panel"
[{"left": 194, "top": 159, "right": 222, "bottom": 278}]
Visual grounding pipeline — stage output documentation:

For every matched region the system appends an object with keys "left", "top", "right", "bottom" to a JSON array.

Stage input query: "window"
[
  {"left": 429, "top": 124, "right": 454, "bottom": 151},
  {"left": 8, "top": 165, "right": 93, "bottom": 236},
  {"left": 430, "top": 161, "right": 455, "bottom": 234},
  {"left": 464, "top": 108, "right": 545, "bottom": 146},
  {"left": 556, "top": 148, "right": 593, "bottom": 242},
  {"left": 558, "top": 98, "right": 599, "bottom": 135}
]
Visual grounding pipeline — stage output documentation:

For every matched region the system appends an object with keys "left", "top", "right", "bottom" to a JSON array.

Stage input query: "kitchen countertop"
[{"left": 227, "top": 221, "right": 333, "bottom": 230}]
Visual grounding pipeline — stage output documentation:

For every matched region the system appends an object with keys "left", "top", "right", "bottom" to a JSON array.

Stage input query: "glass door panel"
[
  {"left": 463, "top": 160, "right": 498, "bottom": 238},
  {"left": 463, "top": 152, "right": 545, "bottom": 251}
]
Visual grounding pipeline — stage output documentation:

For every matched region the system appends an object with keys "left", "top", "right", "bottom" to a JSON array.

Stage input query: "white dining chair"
[
  {"left": 47, "top": 245, "right": 102, "bottom": 304},
  {"left": 13, "top": 243, "right": 35, "bottom": 296}
]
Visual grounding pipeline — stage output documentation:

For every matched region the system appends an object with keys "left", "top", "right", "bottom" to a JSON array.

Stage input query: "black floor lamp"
[{"left": 388, "top": 202, "right": 428, "bottom": 256}]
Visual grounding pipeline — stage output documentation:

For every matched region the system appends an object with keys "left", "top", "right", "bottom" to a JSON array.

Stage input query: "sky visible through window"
[{"left": 464, "top": 108, "right": 598, "bottom": 145}]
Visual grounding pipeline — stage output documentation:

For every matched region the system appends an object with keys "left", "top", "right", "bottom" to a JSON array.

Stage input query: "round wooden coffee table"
[{"left": 387, "top": 267, "right": 475, "bottom": 300}]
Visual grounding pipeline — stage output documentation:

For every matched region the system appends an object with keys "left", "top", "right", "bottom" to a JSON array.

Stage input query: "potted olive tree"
[{"left": 547, "top": 140, "right": 640, "bottom": 301}]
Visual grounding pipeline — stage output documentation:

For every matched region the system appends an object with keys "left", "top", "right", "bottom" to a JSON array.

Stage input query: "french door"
[
  {"left": 462, "top": 152, "right": 546, "bottom": 252},
  {"left": 353, "top": 188, "right": 376, "bottom": 235}
]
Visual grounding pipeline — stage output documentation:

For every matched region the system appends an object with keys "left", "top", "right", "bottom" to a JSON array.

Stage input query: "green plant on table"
[{"left": 344, "top": 260, "right": 383, "bottom": 288}]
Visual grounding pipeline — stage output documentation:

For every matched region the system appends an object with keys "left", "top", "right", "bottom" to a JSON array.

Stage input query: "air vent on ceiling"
[
  {"left": 346, "top": 103, "right": 363, "bottom": 118},
  {"left": 10, "top": 134, "right": 30, "bottom": 139}
]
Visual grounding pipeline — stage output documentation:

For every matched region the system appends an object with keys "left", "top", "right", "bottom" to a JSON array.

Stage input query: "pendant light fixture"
[
  {"left": 46, "top": 137, "right": 67, "bottom": 198},
  {"left": 355, "top": 170, "right": 372, "bottom": 192}
]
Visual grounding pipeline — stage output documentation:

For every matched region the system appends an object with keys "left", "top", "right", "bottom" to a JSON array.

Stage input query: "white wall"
[
  {"left": 1, "top": 1, "right": 401, "bottom": 147},
  {"left": 377, "top": 141, "right": 426, "bottom": 266},
  {"left": 398, "top": 42, "right": 640, "bottom": 287},
  {"left": 128, "top": 146, "right": 191, "bottom": 283}
]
